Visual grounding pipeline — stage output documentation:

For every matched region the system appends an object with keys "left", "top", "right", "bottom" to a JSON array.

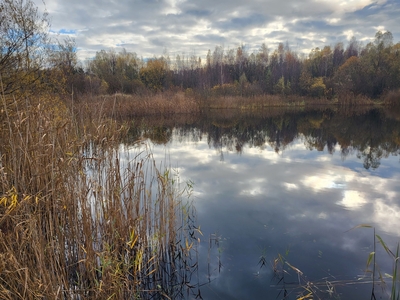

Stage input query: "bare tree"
[{"left": 0, "top": 0, "right": 50, "bottom": 95}]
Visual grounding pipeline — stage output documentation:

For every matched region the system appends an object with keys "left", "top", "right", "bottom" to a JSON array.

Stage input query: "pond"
[{"left": 126, "top": 107, "right": 400, "bottom": 299}]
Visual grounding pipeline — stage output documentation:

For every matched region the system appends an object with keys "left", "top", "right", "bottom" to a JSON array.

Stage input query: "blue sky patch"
[{"left": 55, "top": 28, "right": 76, "bottom": 34}]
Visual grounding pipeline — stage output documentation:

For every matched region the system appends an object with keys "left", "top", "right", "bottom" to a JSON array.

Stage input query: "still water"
[{"left": 128, "top": 107, "right": 400, "bottom": 299}]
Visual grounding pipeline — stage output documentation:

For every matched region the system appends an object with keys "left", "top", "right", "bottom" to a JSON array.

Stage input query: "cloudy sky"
[{"left": 33, "top": 0, "right": 400, "bottom": 62}]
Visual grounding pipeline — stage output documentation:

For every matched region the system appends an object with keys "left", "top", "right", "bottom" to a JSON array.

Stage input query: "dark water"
[{"left": 127, "top": 107, "right": 400, "bottom": 299}]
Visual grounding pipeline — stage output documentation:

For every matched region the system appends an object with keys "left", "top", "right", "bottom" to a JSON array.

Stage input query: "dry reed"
[
  {"left": 78, "top": 92, "right": 201, "bottom": 119},
  {"left": 383, "top": 89, "right": 400, "bottom": 106},
  {"left": 73, "top": 91, "right": 385, "bottom": 121},
  {"left": 0, "top": 90, "right": 200, "bottom": 299},
  {"left": 336, "top": 93, "right": 375, "bottom": 106}
]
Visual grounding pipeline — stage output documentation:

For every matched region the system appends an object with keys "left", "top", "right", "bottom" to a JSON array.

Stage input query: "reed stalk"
[{"left": 0, "top": 89, "right": 200, "bottom": 299}]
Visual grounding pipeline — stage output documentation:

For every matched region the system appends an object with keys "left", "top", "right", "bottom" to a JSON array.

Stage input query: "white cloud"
[
  {"left": 373, "top": 199, "right": 400, "bottom": 236},
  {"left": 338, "top": 190, "right": 366, "bottom": 209},
  {"left": 343, "top": 29, "right": 356, "bottom": 40},
  {"left": 327, "top": 18, "right": 341, "bottom": 24},
  {"left": 30, "top": 0, "right": 399, "bottom": 62},
  {"left": 283, "top": 182, "right": 299, "bottom": 190}
]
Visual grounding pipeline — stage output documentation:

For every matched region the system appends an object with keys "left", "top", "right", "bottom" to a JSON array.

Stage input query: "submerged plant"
[
  {"left": 270, "top": 249, "right": 340, "bottom": 300},
  {"left": 353, "top": 224, "right": 400, "bottom": 300},
  {"left": 207, "top": 232, "right": 223, "bottom": 283}
]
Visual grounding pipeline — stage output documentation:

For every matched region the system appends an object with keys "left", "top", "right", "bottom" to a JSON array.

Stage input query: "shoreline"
[{"left": 71, "top": 92, "right": 392, "bottom": 119}]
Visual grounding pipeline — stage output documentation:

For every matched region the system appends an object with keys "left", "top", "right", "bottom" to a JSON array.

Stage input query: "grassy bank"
[{"left": 0, "top": 93, "right": 200, "bottom": 299}]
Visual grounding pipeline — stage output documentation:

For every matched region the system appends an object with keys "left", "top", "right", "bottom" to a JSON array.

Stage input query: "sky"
[{"left": 32, "top": 0, "right": 400, "bottom": 63}]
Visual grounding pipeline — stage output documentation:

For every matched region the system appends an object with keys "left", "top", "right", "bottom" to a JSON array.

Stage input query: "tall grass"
[
  {"left": 0, "top": 91, "right": 200, "bottom": 298},
  {"left": 383, "top": 89, "right": 400, "bottom": 107},
  {"left": 75, "top": 91, "right": 380, "bottom": 121},
  {"left": 80, "top": 92, "right": 201, "bottom": 119},
  {"left": 337, "top": 93, "right": 375, "bottom": 106}
]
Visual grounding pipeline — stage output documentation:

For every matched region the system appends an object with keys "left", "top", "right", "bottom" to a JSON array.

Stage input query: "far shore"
[{"left": 72, "top": 91, "right": 394, "bottom": 119}]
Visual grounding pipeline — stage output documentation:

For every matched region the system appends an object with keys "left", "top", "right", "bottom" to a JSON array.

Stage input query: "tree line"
[
  {"left": 1, "top": 0, "right": 400, "bottom": 101},
  {"left": 86, "top": 31, "right": 400, "bottom": 100}
]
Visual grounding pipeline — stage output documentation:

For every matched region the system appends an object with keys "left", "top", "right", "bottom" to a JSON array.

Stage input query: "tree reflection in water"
[{"left": 125, "top": 107, "right": 400, "bottom": 171}]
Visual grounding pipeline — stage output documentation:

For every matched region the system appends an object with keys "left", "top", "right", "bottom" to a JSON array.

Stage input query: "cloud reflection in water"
[{"left": 128, "top": 109, "right": 400, "bottom": 299}]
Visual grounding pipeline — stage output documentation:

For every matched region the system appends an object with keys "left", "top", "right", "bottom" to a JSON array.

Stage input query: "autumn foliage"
[{"left": 76, "top": 32, "right": 400, "bottom": 105}]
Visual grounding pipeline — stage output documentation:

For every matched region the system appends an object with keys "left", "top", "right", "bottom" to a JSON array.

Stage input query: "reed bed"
[
  {"left": 80, "top": 92, "right": 201, "bottom": 119},
  {"left": 0, "top": 92, "right": 200, "bottom": 299},
  {"left": 383, "top": 89, "right": 400, "bottom": 106},
  {"left": 200, "top": 93, "right": 374, "bottom": 109},
  {"left": 74, "top": 91, "right": 382, "bottom": 121},
  {"left": 202, "top": 94, "right": 307, "bottom": 109},
  {"left": 336, "top": 93, "right": 375, "bottom": 106}
]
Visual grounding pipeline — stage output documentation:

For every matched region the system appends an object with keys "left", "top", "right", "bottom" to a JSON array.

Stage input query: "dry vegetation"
[
  {"left": 0, "top": 92, "right": 201, "bottom": 299},
  {"left": 77, "top": 92, "right": 200, "bottom": 119},
  {"left": 383, "top": 89, "right": 400, "bottom": 106},
  {"left": 73, "top": 91, "right": 380, "bottom": 120}
]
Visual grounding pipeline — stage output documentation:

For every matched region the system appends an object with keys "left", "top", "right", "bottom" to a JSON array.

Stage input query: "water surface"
[{"left": 128, "top": 107, "right": 400, "bottom": 299}]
